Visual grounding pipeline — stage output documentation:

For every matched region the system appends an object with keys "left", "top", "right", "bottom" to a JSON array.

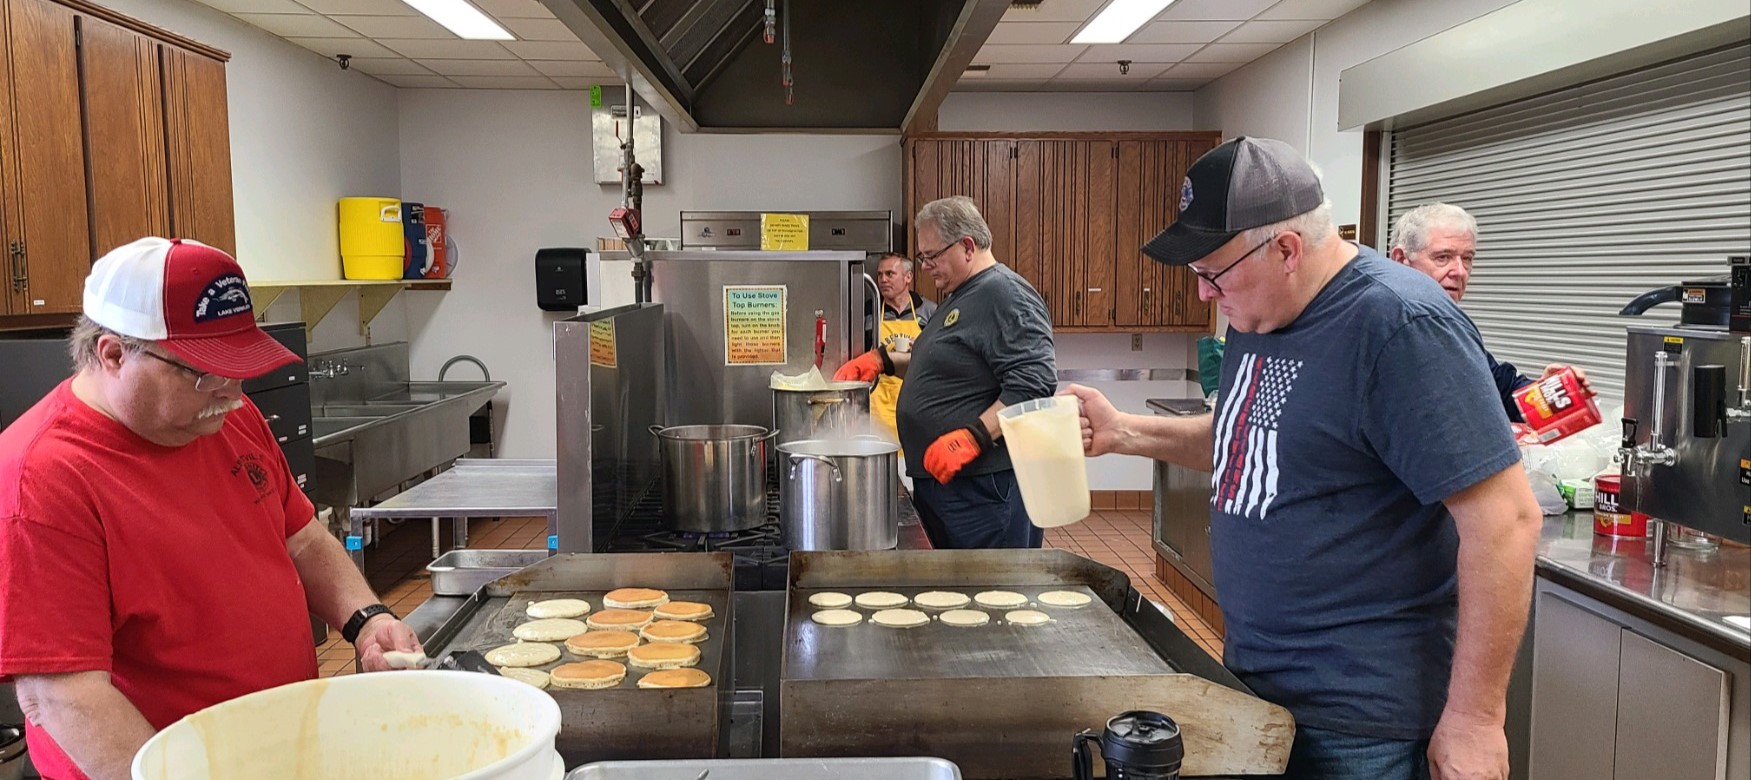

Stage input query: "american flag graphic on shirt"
[{"left": 1211, "top": 353, "right": 1302, "bottom": 519}]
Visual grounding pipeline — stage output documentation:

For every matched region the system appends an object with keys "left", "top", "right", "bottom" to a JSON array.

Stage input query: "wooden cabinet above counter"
[
  {"left": 1, "top": 0, "right": 231, "bottom": 325},
  {"left": 904, "top": 132, "right": 1221, "bottom": 334}
]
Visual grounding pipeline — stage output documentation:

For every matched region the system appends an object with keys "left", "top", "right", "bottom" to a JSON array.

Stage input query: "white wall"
[
  {"left": 396, "top": 89, "right": 904, "bottom": 459},
  {"left": 1193, "top": 0, "right": 1522, "bottom": 229},
  {"left": 93, "top": 0, "right": 407, "bottom": 353},
  {"left": 938, "top": 91, "right": 1197, "bottom": 132}
]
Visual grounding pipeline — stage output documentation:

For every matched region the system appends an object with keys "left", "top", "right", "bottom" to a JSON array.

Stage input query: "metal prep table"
[{"left": 346, "top": 458, "right": 556, "bottom": 569}]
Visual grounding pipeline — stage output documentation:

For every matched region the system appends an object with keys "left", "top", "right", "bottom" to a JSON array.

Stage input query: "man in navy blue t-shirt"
[{"left": 1067, "top": 137, "right": 1541, "bottom": 780}]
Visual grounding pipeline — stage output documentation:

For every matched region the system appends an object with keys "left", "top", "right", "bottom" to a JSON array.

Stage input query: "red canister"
[
  {"left": 1513, "top": 367, "right": 1601, "bottom": 445},
  {"left": 1593, "top": 474, "right": 1648, "bottom": 538}
]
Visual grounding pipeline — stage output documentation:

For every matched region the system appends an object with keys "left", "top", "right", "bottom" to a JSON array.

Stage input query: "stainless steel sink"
[
  {"left": 318, "top": 402, "right": 426, "bottom": 418},
  {"left": 301, "top": 343, "right": 505, "bottom": 515},
  {"left": 368, "top": 381, "right": 502, "bottom": 404},
  {"left": 311, "top": 417, "right": 383, "bottom": 439}
]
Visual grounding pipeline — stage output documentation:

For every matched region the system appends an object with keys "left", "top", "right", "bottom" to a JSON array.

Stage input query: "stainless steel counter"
[{"left": 1536, "top": 511, "right": 1749, "bottom": 653}]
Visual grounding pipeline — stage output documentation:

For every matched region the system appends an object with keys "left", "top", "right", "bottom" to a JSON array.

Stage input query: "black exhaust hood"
[{"left": 540, "top": 0, "right": 1011, "bottom": 132}]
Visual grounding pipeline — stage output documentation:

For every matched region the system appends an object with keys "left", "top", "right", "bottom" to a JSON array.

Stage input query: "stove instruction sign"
[{"left": 724, "top": 285, "right": 787, "bottom": 365}]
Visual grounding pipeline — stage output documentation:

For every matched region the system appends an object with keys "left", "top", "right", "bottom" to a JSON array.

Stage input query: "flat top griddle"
[
  {"left": 445, "top": 589, "right": 730, "bottom": 690},
  {"left": 786, "top": 585, "right": 1173, "bottom": 681}
]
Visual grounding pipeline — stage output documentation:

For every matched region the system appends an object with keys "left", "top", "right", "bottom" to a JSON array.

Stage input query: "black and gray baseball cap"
[{"left": 1141, "top": 136, "right": 1325, "bottom": 266}]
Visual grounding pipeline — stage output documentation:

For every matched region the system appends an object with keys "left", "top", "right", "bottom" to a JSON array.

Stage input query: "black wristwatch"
[{"left": 342, "top": 603, "right": 395, "bottom": 644}]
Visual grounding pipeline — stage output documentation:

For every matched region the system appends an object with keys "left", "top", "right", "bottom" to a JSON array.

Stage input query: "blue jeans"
[
  {"left": 1283, "top": 725, "right": 1430, "bottom": 780},
  {"left": 911, "top": 470, "right": 1043, "bottom": 549}
]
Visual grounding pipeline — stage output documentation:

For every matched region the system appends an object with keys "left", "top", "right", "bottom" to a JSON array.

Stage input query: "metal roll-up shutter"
[{"left": 1384, "top": 42, "right": 1751, "bottom": 403}]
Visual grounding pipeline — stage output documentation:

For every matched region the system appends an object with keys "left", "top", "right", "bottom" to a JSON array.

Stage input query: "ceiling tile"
[
  {"left": 953, "top": 80, "right": 1056, "bottom": 92},
  {"left": 972, "top": 44, "right": 1087, "bottom": 64},
  {"left": 190, "top": 0, "right": 308, "bottom": 12},
  {"left": 337, "top": 15, "right": 455, "bottom": 39},
  {"left": 1144, "top": 77, "right": 1213, "bottom": 90},
  {"left": 472, "top": 0, "right": 556, "bottom": 18},
  {"left": 501, "top": 18, "right": 579, "bottom": 41},
  {"left": 288, "top": 37, "right": 396, "bottom": 59},
  {"left": 1160, "top": 61, "right": 1242, "bottom": 78},
  {"left": 1257, "top": 0, "right": 1372, "bottom": 21},
  {"left": 1043, "top": 78, "right": 1147, "bottom": 91},
  {"left": 449, "top": 75, "right": 561, "bottom": 89},
  {"left": 985, "top": 22, "right": 1081, "bottom": 45},
  {"left": 551, "top": 76, "right": 617, "bottom": 89},
  {"left": 1075, "top": 43, "right": 1202, "bottom": 63},
  {"left": 1127, "top": 20, "right": 1243, "bottom": 44},
  {"left": 1158, "top": 0, "right": 1279, "bottom": 22},
  {"left": 1000, "top": 0, "right": 1106, "bottom": 24},
  {"left": 420, "top": 58, "right": 538, "bottom": 77},
  {"left": 529, "top": 59, "right": 617, "bottom": 78},
  {"left": 1218, "top": 19, "right": 1324, "bottom": 43},
  {"left": 502, "top": 40, "right": 598, "bottom": 60},
  {"left": 1183, "top": 42, "right": 1284, "bottom": 62},
  {"left": 234, "top": 13, "right": 354, "bottom": 38},
  {"left": 380, "top": 38, "right": 515, "bottom": 59},
  {"left": 296, "top": 0, "right": 415, "bottom": 15},
  {"left": 982, "top": 63, "right": 1067, "bottom": 79},
  {"left": 1054, "top": 62, "right": 1169, "bottom": 80},
  {"left": 345, "top": 57, "right": 435, "bottom": 76},
  {"left": 375, "top": 74, "right": 460, "bottom": 89}
]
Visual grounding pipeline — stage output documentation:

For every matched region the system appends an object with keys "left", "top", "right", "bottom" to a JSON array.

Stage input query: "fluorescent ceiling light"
[
  {"left": 400, "top": 0, "right": 514, "bottom": 40},
  {"left": 1072, "top": 0, "right": 1178, "bottom": 44}
]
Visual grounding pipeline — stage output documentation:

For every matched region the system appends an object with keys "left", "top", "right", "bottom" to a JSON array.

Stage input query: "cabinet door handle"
[{"left": 9, "top": 241, "right": 25, "bottom": 292}]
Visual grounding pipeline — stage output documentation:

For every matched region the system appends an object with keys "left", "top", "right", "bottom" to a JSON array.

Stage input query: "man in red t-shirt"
[{"left": 0, "top": 238, "right": 422, "bottom": 780}]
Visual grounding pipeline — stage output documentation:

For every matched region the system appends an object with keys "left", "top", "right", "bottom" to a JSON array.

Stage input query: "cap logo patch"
[
  {"left": 194, "top": 274, "right": 253, "bottom": 322},
  {"left": 1179, "top": 177, "right": 1194, "bottom": 211}
]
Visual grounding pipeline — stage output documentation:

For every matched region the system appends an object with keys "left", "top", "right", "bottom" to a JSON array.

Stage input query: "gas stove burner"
[{"left": 639, "top": 523, "right": 783, "bottom": 552}]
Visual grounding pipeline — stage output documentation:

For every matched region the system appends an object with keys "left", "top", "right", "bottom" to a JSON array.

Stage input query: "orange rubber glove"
[
  {"left": 832, "top": 347, "right": 892, "bottom": 382},
  {"left": 923, "top": 424, "right": 995, "bottom": 483}
]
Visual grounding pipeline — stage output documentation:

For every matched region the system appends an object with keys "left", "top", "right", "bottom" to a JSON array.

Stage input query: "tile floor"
[{"left": 315, "top": 509, "right": 1223, "bottom": 676}]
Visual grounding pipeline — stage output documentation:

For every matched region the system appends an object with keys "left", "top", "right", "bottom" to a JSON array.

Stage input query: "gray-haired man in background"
[{"left": 1390, "top": 202, "right": 1591, "bottom": 419}]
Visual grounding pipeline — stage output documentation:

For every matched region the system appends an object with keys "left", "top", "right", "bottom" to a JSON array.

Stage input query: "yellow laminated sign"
[{"left": 760, "top": 213, "right": 809, "bottom": 251}]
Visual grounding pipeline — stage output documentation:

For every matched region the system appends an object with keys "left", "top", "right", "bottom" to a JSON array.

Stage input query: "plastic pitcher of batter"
[{"left": 998, "top": 396, "right": 1092, "bottom": 528}]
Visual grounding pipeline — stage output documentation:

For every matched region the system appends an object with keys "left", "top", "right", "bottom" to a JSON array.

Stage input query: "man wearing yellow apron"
[{"left": 870, "top": 253, "right": 936, "bottom": 447}]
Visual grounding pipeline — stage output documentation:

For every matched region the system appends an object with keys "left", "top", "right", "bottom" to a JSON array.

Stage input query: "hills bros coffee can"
[{"left": 1512, "top": 367, "right": 1601, "bottom": 445}]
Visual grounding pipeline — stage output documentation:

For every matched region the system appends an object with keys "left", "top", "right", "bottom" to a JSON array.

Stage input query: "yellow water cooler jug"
[{"left": 338, "top": 197, "right": 403, "bottom": 279}]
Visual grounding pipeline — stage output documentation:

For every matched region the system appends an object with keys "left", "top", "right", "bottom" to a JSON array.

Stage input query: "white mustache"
[{"left": 197, "top": 398, "right": 245, "bottom": 420}]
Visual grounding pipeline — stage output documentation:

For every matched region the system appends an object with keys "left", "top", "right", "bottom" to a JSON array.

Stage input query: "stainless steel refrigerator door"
[{"left": 650, "top": 251, "right": 867, "bottom": 429}]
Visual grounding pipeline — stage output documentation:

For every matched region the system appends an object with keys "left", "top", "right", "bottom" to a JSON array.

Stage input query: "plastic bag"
[
  {"left": 770, "top": 366, "right": 832, "bottom": 390},
  {"left": 1525, "top": 462, "right": 1569, "bottom": 516}
]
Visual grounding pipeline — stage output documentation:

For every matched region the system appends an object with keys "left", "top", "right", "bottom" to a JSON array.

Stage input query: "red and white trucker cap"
[{"left": 83, "top": 237, "right": 300, "bottom": 379}]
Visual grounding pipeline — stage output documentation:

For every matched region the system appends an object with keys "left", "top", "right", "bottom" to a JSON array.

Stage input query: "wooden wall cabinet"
[
  {"left": 0, "top": 0, "right": 231, "bottom": 322},
  {"left": 904, "top": 132, "right": 1221, "bottom": 333}
]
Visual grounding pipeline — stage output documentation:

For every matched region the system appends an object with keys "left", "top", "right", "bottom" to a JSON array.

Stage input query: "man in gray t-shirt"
[
  {"left": 835, "top": 197, "right": 1056, "bottom": 549},
  {"left": 1067, "top": 138, "right": 1542, "bottom": 780}
]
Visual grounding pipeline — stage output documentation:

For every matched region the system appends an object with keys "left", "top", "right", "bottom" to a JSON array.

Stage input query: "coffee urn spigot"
[
  {"left": 1728, "top": 336, "right": 1751, "bottom": 423},
  {"left": 1631, "top": 351, "right": 1679, "bottom": 468}
]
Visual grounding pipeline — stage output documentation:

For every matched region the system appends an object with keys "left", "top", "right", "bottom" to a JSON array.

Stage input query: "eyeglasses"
[
  {"left": 1188, "top": 234, "right": 1276, "bottom": 295},
  {"left": 914, "top": 239, "right": 961, "bottom": 268},
  {"left": 137, "top": 350, "right": 238, "bottom": 392}
]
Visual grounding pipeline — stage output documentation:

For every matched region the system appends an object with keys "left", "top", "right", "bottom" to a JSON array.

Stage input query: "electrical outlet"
[{"left": 1131, "top": 334, "right": 1143, "bottom": 351}]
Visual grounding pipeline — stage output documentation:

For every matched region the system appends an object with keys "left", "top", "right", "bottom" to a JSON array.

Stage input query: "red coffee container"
[
  {"left": 1513, "top": 368, "right": 1601, "bottom": 445},
  {"left": 1593, "top": 473, "right": 1649, "bottom": 538}
]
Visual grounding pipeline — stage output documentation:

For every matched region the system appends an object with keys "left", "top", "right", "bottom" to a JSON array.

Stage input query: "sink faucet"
[{"left": 310, "top": 359, "right": 352, "bottom": 380}]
